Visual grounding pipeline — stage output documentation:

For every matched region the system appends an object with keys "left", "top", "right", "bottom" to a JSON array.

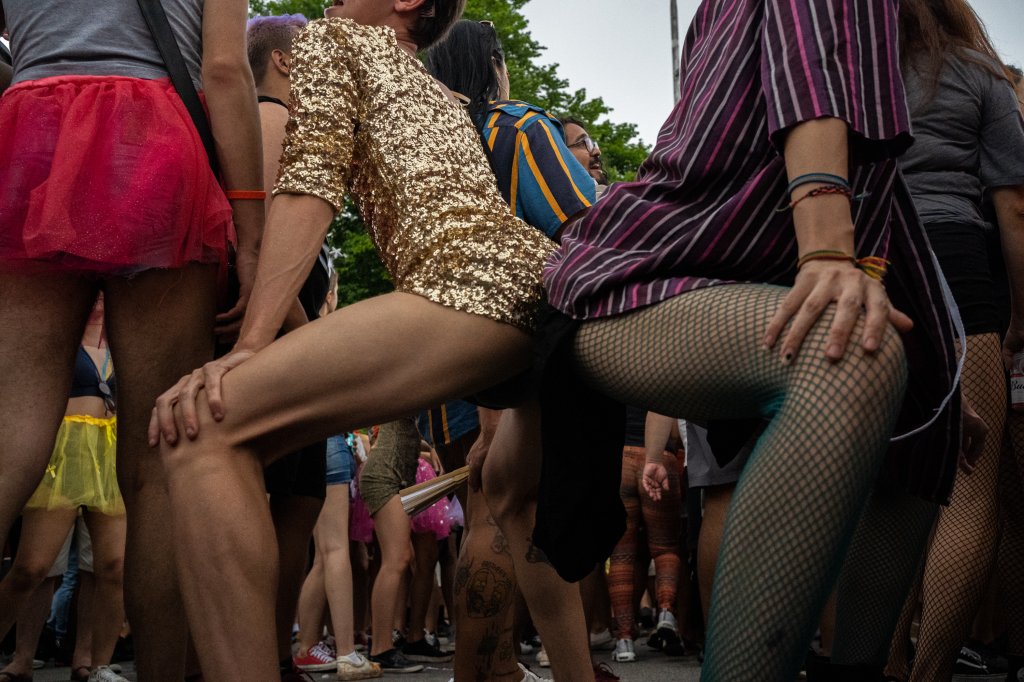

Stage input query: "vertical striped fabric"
[{"left": 543, "top": 0, "right": 961, "bottom": 503}]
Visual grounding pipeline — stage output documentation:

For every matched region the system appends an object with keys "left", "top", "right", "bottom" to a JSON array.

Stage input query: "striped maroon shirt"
[{"left": 543, "top": 0, "right": 962, "bottom": 503}]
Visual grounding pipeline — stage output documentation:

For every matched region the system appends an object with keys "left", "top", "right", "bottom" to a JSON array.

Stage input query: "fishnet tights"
[
  {"left": 572, "top": 285, "right": 907, "bottom": 681},
  {"left": 1001, "top": 410, "right": 1024, "bottom": 659},
  {"left": 884, "top": 334, "right": 1006, "bottom": 681},
  {"left": 608, "top": 446, "right": 682, "bottom": 639},
  {"left": 829, "top": 482, "right": 936, "bottom": 668}
]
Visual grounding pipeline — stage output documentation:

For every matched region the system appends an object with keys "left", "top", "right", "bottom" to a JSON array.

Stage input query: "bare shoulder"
[{"left": 259, "top": 100, "right": 291, "bottom": 124}]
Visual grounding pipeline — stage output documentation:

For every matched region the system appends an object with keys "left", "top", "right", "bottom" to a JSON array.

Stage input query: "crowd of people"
[{"left": 1, "top": 0, "right": 1023, "bottom": 681}]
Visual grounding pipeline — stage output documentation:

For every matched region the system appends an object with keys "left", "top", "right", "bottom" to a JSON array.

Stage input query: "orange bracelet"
[{"left": 224, "top": 190, "right": 267, "bottom": 201}]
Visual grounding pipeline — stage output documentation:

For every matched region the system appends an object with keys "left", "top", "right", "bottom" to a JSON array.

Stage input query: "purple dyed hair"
[{"left": 246, "top": 13, "right": 308, "bottom": 85}]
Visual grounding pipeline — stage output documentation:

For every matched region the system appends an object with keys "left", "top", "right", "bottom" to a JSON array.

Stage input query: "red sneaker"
[{"left": 293, "top": 641, "right": 336, "bottom": 672}]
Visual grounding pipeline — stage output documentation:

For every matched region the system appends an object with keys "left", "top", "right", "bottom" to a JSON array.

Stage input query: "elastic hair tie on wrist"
[
  {"left": 786, "top": 172, "right": 850, "bottom": 195},
  {"left": 224, "top": 190, "right": 267, "bottom": 201}
]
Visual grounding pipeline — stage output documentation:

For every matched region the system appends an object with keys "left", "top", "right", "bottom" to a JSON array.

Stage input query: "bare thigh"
[
  {"left": 103, "top": 263, "right": 219, "bottom": 485},
  {"left": 191, "top": 292, "right": 532, "bottom": 463},
  {"left": 0, "top": 273, "right": 98, "bottom": 540}
]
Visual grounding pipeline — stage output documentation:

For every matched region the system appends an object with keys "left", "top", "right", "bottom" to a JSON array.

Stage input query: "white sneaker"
[
  {"left": 87, "top": 667, "right": 130, "bottom": 682},
  {"left": 536, "top": 647, "right": 550, "bottom": 668},
  {"left": 656, "top": 609, "right": 678, "bottom": 636},
  {"left": 612, "top": 638, "right": 636, "bottom": 663},
  {"left": 337, "top": 650, "right": 382, "bottom": 680},
  {"left": 656, "top": 609, "right": 686, "bottom": 655},
  {"left": 589, "top": 629, "right": 615, "bottom": 651},
  {"left": 518, "top": 662, "right": 551, "bottom": 681}
]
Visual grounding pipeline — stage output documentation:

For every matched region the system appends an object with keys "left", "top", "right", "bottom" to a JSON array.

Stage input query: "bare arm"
[
  {"left": 764, "top": 118, "right": 912, "bottom": 363},
  {"left": 259, "top": 104, "right": 290, "bottom": 213},
  {"left": 643, "top": 412, "right": 675, "bottom": 463},
  {"left": 259, "top": 103, "right": 311, "bottom": 335},
  {"left": 638, "top": 412, "right": 675, "bottom": 500},
  {"left": 234, "top": 194, "right": 334, "bottom": 351},
  {"left": 992, "top": 185, "right": 1024, "bottom": 366},
  {"left": 202, "top": 0, "right": 264, "bottom": 321}
]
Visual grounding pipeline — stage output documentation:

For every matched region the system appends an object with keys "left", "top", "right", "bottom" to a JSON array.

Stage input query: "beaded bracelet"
[{"left": 224, "top": 190, "right": 267, "bottom": 201}]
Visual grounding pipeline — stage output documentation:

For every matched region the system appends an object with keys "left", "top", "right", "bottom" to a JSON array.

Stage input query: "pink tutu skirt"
[
  {"left": 410, "top": 459, "right": 457, "bottom": 540},
  {"left": 349, "top": 462, "right": 375, "bottom": 544},
  {"left": 0, "top": 75, "right": 234, "bottom": 274},
  {"left": 350, "top": 460, "right": 463, "bottom": 543}
]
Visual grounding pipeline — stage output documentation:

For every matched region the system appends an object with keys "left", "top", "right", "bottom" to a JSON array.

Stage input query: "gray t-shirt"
[
  {"left": 6, "top": 0, "right": 204, "bottom": 90},
  {"left": 900, "top": 51, "right": 1024, "bottom": 230}
]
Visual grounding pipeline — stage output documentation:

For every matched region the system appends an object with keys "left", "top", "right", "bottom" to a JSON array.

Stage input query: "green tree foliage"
[
  {"left": 461, "top": 0, "right": 649, "bottom": 182},
  {"left": 249, "top": 0, "right": 649, "bottom": 303},
  {"left": 327, "top": 203, "right": 394, "bottom": 304}
]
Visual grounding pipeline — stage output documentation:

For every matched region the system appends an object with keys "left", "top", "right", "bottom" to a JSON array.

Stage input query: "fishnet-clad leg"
[
  {"left": 608, "top": 448, "right": 643, "bottom": 640},
  {"left": 901, "top": 334, "right": 1005, "bottom": 681},
  {"left": 830, "top": 483, "right": 936, "bottom": 671},
  {"left": 1002, "top": 411, "right": 1024, "bottom": 667},
  {"left": 572, "top": 284, "right": 907, "bottom": 681},
  {"left": 882, "top": 559, "right": 924, "bottom": 680}
]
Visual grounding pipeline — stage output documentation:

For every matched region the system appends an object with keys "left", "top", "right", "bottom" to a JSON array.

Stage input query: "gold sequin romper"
[{"left": 275, "top": 18, "right": 555, "bottom": 331}]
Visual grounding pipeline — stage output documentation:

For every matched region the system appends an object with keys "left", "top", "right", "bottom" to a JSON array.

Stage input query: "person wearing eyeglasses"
[
  {"left": 561, "top": 118, "right": 609, "bottom": 195},
  {"left": 426, "top": 20, "right": 596, "bottom": 244}
]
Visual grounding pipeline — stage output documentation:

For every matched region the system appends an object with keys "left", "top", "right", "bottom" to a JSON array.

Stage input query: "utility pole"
[{"left": 670, "top": 0, "right": 680, "bottom": 103}]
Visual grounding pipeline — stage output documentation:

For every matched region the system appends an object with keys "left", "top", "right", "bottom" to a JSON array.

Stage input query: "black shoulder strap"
[{"left": 136, "top": 0, "right": 220, "bottom": 177}]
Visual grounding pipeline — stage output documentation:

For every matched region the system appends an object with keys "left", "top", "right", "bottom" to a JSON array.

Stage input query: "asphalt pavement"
[{"left": 27, "top": 644, "right": 704, "bottom": 682}]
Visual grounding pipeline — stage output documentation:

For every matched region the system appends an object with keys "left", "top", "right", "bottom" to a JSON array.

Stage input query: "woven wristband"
[{"left": 797, "top": 249, "right": 855, "bottom": 269}]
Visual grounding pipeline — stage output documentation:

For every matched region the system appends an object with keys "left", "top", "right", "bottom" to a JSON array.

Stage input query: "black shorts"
[
  {"left": 264, "top": 440, "right": 327, "bottom": 501},
  {"left": 926, "top": 221, "right": 1001, "bottom": 336}
]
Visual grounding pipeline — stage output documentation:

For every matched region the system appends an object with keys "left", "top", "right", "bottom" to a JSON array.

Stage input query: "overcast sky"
[{"left": 520, "top": 0, "right": 1024, "bottom": 146}]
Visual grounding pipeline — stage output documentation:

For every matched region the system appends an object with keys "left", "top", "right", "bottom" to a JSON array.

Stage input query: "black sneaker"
[
  {"left": 402, "top": 638, "right": 453, "bottom": 663},
  {"left": 369, "top": 649, "right": 424, "bottom": 674},
  {"left": 954, "top": 646, "right": 989, "bottom": 675}
]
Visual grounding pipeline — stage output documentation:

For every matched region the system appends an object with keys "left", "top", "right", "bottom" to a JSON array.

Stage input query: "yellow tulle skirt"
[{"left": 25, "top": 415, "right": 123, "bottom": 515}]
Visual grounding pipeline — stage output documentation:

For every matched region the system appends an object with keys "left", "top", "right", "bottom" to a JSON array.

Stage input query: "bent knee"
[
  {"left": 391, "top": 547, "right": 413, "bottom": 572},
  {"left": 6, "top": 561, "right": 51, "bottom": 592},
  {"left": 854, "top": 323, "right": 909, "bottom": 400},
  {"left": 92, "top": 556, "right": 125, "bottom": 583},
  {"left": 319, "top": 542, "right": 350, "bottom": 564},
  {"left": 158, "top": 410, "right": 235, "bottom": 472}
]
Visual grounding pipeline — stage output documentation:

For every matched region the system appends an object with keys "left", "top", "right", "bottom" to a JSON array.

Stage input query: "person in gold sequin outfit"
[{"left": 149, "top": 2, "right": 594, "bottom": 680}]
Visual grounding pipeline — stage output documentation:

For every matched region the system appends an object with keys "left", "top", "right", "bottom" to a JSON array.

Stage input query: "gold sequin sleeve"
[{"left": 273, "top": 20, "right": 359, "bottom": 213}]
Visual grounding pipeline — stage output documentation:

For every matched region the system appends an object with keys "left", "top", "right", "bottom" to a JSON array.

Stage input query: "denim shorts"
[{"left": 325, "top": 435, "right": 356, "bottom": 486}]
